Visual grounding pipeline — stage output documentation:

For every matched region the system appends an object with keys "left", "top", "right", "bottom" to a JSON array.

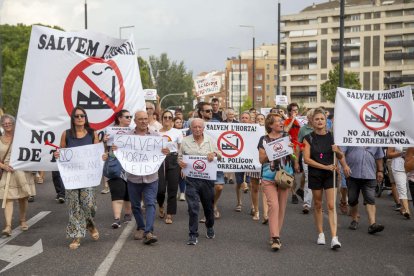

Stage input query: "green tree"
[
  {"left": 240, "top": 96, "right": 252, "bottom": 113},
  {"left": 138, "top": 57, "right": 153, "bottom": 89},
  {"left": 321, "top": 64, "right": 361, "bottom": 102},
  {"left": 149, "top": 53, "right": 194, "bottom": 112}
]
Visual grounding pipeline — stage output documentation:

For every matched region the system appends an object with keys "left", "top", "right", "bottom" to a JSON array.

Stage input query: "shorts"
[
  {"left": 108, "top": 178, "right": 130, "bottom": 201},
  {"left": 215, "top": 171, "right": 225, "bottom": 185},
  {"left": 347, "top": 177, "right": 376, "bottom": 206},
  {"left": 308, "top": 170, "right": 334, "bottom": 190},
  {"left": 235, "top": 172, "right": 250, "bottom": 185}
]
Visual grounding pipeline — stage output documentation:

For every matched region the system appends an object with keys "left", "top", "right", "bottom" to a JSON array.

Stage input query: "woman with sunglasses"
[
  {"left": 0, "top": 114, "right": 36, "bottom": 237},
  {"left": 106, "top": 110, "right": 133, "bottom": 228},
  {"left": 157, "top": 110, "right": 183, "bottom": 224},
  {"left": 55, "top": 106, "right": 100, "bottom": 250}
]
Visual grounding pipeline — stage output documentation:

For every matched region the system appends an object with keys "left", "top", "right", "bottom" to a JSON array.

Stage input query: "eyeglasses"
[
  {"left": 73, "top": 114, "right": 86, "bottom": 119},
  {"left": 123, "top": 116, "right": 133, "bottom": 119},
  {"left": 146, "top": 107, "right": 153, "bottom": 110},
  {"left": 203, "top": 109, "right": 213, "bottom": 113},
  {"left": 163, "top": 116, "right": 173, "bottom": 120},
  {"left": 2, "top": 123, "right": 12, "bottom": 127}
]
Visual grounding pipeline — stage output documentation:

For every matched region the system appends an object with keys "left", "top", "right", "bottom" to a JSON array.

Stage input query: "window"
[
  {"left": 309, "top": 97, "right": 317, "bottom": 103},
  {"left": 266, "top": 85, "right": 270, "bottom": 91},
  {"left": 351, "top": 26, "right": 360, "bottom": 32},
  {"left": 386, "top": 10, "right": 403, "bottom": 17},
  {"left": 374, "top": 24, "right": 381, "bottom": 30},
  {"left": 266, "top": 64, "right": 270, "bottom": 70},
  {"left": 321, "top": 73, "right": 327, "bottom": 80},
  {"left": 365, "top": 25, "right": 371, "bottom": 31},
  {"left": 350, "top": 14, "right": 360, "bottom": 21},
  {"left": 365, "top": 13, "right": 371, "bottom": 19},
  {"left": 255, "top": 85, "right": 263, "bottom": 91},
  {"left": 405, "top": 22, "right": 414, "bottom": 28},
  {"left": 266, "top": 74, "right": 270, "bottom": 80},
  {"left": 321, "top": 17, "right": 328, "bottom": 23},
  {"left": 256, "top": 96, "right": 263, "bottom": 102},
  {"left": 321, "top": 28, "right": 328, "bottom": 35},
  {"left": 256, "top": 74, "right": 263, "bottom": 80},
  {"left": 274, "top": 75, "right": 277, "bottom": 80},
  {"left": 373, "top": 12, "right": 381, "bottom": 18},
  {"left": 274, "top": 64, "right": 277, "bottom": 70},
  {"left": 386, "top": 22, "right": 403, "bottom": 30},
  {"left": 405, "top": 9, "right": 414, "bottom": 15}
]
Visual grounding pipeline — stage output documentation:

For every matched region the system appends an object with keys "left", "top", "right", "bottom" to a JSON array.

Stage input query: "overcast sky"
[{"left": 0, "top": 0, "right": 326, "bottom": 75}]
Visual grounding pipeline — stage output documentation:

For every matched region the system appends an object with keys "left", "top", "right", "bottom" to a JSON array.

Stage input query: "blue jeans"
[
  {"left": 185, "top": 177, "right": 214, "bottom": 237},
  {"left": 127, "top": 180, "right": 158, "bottom": 234}
]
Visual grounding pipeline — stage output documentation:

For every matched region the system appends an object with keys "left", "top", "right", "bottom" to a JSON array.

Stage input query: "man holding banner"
[{"left": 178, "top": 118, "right": 222, "bottom": 245}]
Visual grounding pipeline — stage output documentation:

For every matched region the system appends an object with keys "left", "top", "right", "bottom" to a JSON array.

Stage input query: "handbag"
[
  {"left": 274, "top": 165, "right": 294, "bottom": 189},
  {"left": 0, "top": 139, "right": 13, "bottom": 180},
  {"left": 103, "top": 155, "right": 122, "bottom": 179}
]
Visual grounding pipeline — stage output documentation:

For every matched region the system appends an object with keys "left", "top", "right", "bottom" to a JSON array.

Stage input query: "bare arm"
[
  {"left": 387, "top": 147, "right": 404, "bottom": 159},
  {"left": 405, "top": 148, "right": 414, "bottom": 172},
  {"left": 259, "top": 148, "right": 268, "bottom": 164}
]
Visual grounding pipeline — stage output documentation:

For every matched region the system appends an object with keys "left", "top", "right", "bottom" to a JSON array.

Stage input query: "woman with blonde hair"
[{"left": 0, "top": 114, "right": 36, "bottom": 236}]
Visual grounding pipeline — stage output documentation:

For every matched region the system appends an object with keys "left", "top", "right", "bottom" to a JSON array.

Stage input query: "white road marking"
[{"left": 94, "top": 221, "right": 135, "bottom": 276}]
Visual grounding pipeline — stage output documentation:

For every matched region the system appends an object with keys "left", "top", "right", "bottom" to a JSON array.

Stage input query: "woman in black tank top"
[
  {"left": 303, "top": 108, "right": 350, "bottom": 250},
  {"left": 54, "top": 106, "right": 100, "bottom": 250}
]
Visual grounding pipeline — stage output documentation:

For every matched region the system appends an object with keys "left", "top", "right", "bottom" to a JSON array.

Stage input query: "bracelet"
[{"left": 377, "top": 171, "right": 383, "bottom": 173}]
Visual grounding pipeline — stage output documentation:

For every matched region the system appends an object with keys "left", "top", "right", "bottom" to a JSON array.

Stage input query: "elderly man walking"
[{"left": 178, "top": 118, "right": 222, "bottom": 245}]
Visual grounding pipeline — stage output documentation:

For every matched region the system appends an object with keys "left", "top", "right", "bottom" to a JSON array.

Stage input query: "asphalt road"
[{"left": 0, "top": 173, "right": 413, "bottom": 276}]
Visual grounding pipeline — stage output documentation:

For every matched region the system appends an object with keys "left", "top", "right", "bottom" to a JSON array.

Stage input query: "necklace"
[{"left": 312, "top": 132, "right": 325, "bottom": 160}]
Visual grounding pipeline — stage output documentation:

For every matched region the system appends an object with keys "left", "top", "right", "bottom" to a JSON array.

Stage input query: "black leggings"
[
  {"left": 157, "top": 154, "right": 180, "bottom": 215},
  {"left": 409, "top": 181, "right": 414, "bottom": 207}
]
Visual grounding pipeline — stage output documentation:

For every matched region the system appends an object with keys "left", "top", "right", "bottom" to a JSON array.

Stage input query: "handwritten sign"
[
  {"left": 275, "top": 95, "right": 289, "bottom": 105},
  {"left": 263, "top": 136, "right": 293, "bottom": 161},
  {"left": 194, "top": 72, "right": 222, "bottom": 97},
  {"left": 182, "top": 155, "right": 217, "bottom": 180},
  {"left": 106, "top": 126, "right": 132, "bottom": 146},
  {"left": 113, "top": 135, "right": 167, "bottom": 176},
  {"left": 143, "top": 89, "right": 157, "bottom": 101},
  {"left": 57, "top": 143, "right": 105, "bottom": 190}
]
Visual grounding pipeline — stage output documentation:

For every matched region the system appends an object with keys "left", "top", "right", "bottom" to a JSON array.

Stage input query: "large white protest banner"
[
  {"left": 182, "top": 155, "right": 217, "bottom": 180},
  {"left": 194, "top": 72, "right": 222, "bottom": 97},
  {"left": 263, "top": 136, "right": 293, "bottom": 161},
  {"left": 57, "top": 143, "right": 104, "bottom": 190},
  {"left": 113, "top": 135, "right": 167, "bottom": 176},
  {"left": 105, "top": 126, "right": 132, "bottom": 146},
  {"left": 334, "top": 86, "right": 414, "bottom": 146},
  {"left": 205, "top": 122, "right": 265, "bottom": 172},
  {"left": 10, "top": 25, "right": 145, "bottom": 171}
]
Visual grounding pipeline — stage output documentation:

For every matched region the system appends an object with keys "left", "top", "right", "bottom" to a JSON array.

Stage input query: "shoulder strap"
[
  {"left": 2, "top": 139, "right": 13, "bottom": 163},
  {"left": 65, "top": 129, "right": 71, "bottom": 146}
]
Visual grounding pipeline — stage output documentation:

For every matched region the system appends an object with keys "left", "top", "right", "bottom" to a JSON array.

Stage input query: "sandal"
[
  {"left": 20, "top": 221, "right": 29, "bottom": 231},
  {"left": 253, "top": 211, "right": 260, "bottom": 221},
  {"left": 214, "top": 208, "right": 221, "bottom": 219},
  {"left": 403, "top": 212, "right": 411, "bottom": 219},
  {"left": 165, "top": 215, "right": 173, "bottom": 224},
  {"left": 2, "top": 225, "right": 11, "bottom": 237},
  {"left": 69, "top": 238, "right": 81, "bottom": 250},
  {"left": 235, "top": 205, "right": 242, "bottom": 212},
  {"left": 159, "top": 207, "right": 165, "bottom": 219},
  {"left": 88, "top": 227, "right": 100, "bottom": 240},
  {"left": 262, "top": 216, "right": 269, "bottom": 225},
  {"left": 36, "top": 177, "right": 44, "bottom": 184}
]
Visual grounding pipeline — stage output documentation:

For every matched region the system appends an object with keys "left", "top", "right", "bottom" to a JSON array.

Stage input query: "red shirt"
[{"left": 284, "top": 118, "right": 300, "bottom": 141}]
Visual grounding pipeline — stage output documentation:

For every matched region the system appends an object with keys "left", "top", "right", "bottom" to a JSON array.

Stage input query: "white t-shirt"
[
  {"left": 159, "top": 128, "right": 183, "bottom": 153},
  {"left": 391, "top": 147, "right": 405, "bottom": 172},
  {"left": 148, "top": 120, "right": 162, "bottom": 133}
]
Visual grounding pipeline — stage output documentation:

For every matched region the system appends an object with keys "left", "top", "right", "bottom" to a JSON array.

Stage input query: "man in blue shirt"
[{"left": 341, "top": 146, "right": 385, "bottom": 234}]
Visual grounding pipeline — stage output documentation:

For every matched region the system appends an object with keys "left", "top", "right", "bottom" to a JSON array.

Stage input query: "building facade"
[
  {"left": 225, "top": 44, "right": 279, "bottom": 113},
  {"left": 281, "top": 0, "right": 414, "bottom": 108}
]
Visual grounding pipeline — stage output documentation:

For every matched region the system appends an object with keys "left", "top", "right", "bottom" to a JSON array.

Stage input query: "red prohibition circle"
[
  {"left": 193, "top": 160, "right": 206, "bottom": 172},
  {"left": 217, "top": 131, "right": 244, "bottom": 158},
  {"left": 359, "top": 100, "right": 392, "bottom": 131},
  {"left": 273, "top": 143, "right": 283, "bottom": 152},
  {"left": 63, "top": 58, "right": 125, "bottom": 130}
]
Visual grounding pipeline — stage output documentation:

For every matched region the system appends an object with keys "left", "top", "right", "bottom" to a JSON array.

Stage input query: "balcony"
[
  {"left": 290, "top": 91, "right": 317, "bottom": 97},
  {"left": 290, "top": 46, "right": 317, "bottom": 54},
  {"left": 331, "top": 44, "right": 360, "bottom": 51},
  {"left": 384, "top": 75, "right": 414, "bottom": 84},
  {"left": 384, "top": 40, "right": 403, "bottom": 47},
  {"left": 384, "top": 52, "right": 414, "bottom": 60},
  {"left": 331, "top": 55, "right": 360, "bottom": 63},
  {"left": 290, "top": 57, "right": 317, "bottom": 65}
]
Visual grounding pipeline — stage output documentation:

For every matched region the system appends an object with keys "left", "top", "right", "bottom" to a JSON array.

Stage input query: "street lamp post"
[
  {"left": 84, "top": 0, "right": 87, "bottom": 29},
  {"left": 160, "top": 92, "right": 188, "bottom": 110},
  {"left": 119, "top": 25, "right": 135, "bottom": 39},
  {"left": 229, "top": 47, "right": 241, "bottom": 110},
  {"left": 240, "top": 25, "right": 255, "bottom": 109}
]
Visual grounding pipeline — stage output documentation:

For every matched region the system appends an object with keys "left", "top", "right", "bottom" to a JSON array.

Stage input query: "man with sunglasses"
[{"left": 146, "top": 102, "right": 162, "bottom": 133}]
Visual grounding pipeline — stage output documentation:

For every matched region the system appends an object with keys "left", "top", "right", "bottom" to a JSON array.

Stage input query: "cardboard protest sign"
[
  {"left": 275, "top": 95, "right": 289, "bottom": 105},
  {"left": 143, "top": 89, "right": 157, "bottom": 101},
  {"left": 182, "top": 155, "right": 217, "bottom": 180},
  {"left": 194, "top": 73, "right": 222, "bottom": 97},
  {"left": 334, "top": 86, "right": 414, "bottom": 146},
  {"left": 105, "top": 126, "right": 132, "bottom": 146},
  {"left": 263, "top": 136, "right": 293, "bottom": 161},
  {"left": 113, "top": 135, "right": 167, "bottom": 176},
  {"left": 57, "top": 143, "right": 104, "bottom": 189},
  {"left": 260, "top": 108, "right": 271, "bottom": 117},
  {"left": 11, "top": 25, "right": 145, "bottom": 171},
  {"left": 205, "top": 122, "right": 265, "bottom": 172}
]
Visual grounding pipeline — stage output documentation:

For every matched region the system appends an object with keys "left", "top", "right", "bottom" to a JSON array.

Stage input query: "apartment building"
[
  {"left": 281, "top": 0, "right": 414, "bottom": 108},
  {"left": 225, "top": 44, "right": 278, "bottom": 112}
]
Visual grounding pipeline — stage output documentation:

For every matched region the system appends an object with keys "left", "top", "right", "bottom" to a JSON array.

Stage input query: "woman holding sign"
[
  {"left": 157, "top": 110, "right": 183, "bottom": 224},
  {"left": 55, "top": 106, "right": 100, "bottom": 250},
  {"left": 0, "top": 114, "right": 36, "bottom": 237},
  {"left": 258, "top": 113, "right": 292, "bottom": 251},
  {"left": 105, "top": 110, "right": 133, "bottom": 228},
  {"left": 303, "top": 108, "right": 350, "bottom": 250}
]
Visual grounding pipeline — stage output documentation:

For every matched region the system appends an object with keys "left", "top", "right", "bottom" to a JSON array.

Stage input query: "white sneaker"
[
  {"left": 179, "top": 193, "right": 186, "bottom": 201},
  {"left": 317, "top": 233, "right": 326, "bottom": 245},
  {"left": 331, "top": 236, "right": 341, "bottom": 249}
]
